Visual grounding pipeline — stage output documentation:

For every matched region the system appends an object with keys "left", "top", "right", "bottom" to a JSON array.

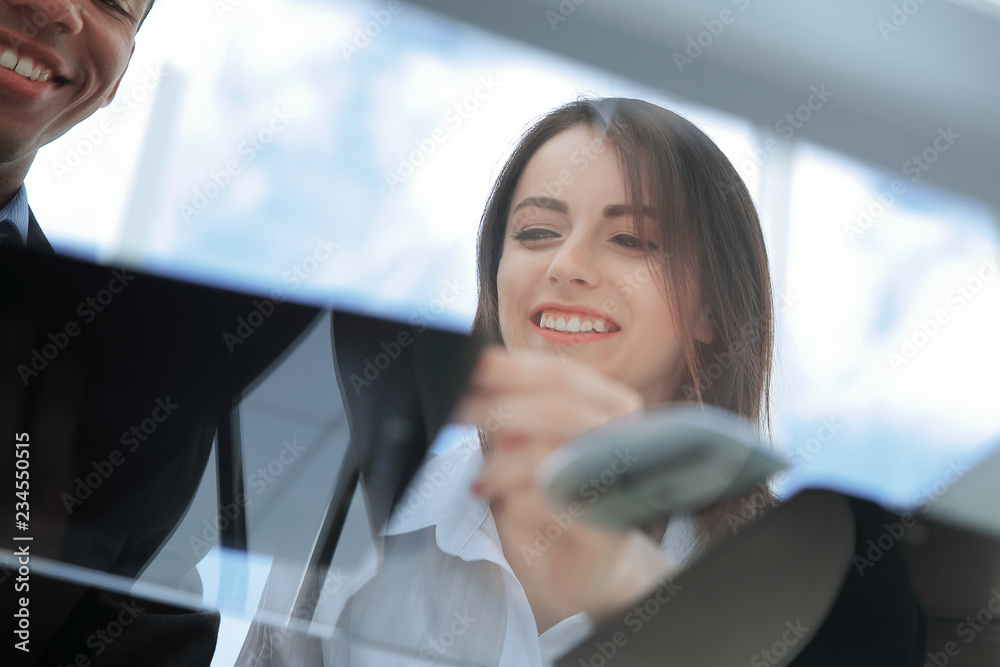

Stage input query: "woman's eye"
[
  {"left": 612, "top": 234, "right": 659, "bottom": 252},
  {"left": 511, "top": 228, "right": 559, "bottom": 243}
]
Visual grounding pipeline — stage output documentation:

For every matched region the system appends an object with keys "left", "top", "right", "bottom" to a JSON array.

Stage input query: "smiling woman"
[
  {"left": 320, "top": 99, "right": 778, "bottom": 666},
  {"left": 464, "top": 99, "right": 777, "bottom": 629}
]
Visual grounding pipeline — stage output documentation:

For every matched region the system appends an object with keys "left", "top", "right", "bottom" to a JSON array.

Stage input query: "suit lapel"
[{"left": 26, "top": 208, "right": 55, "bottom": 255}]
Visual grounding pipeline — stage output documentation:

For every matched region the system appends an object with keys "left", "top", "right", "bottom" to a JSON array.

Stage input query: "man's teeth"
[
  {"left": 539, "top": 313, "right": 608, "bottom": 333},
  {"left": 0, "top": 50, "right": 53, "bottom": 83}
]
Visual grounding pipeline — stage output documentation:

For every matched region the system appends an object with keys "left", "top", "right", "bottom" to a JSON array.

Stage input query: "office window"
[{"left": 775, "top": 141, "right": 1000, "bottom": 503}]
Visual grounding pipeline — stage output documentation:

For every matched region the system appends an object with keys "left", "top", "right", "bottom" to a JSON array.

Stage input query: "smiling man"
[{"left": 0, "top": 0, "right": 152, "bottom": 249}]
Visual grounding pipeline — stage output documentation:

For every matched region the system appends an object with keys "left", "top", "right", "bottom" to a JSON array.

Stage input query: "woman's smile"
[{"left": 529, "top": 303, "right": 622, "bottom": 344}]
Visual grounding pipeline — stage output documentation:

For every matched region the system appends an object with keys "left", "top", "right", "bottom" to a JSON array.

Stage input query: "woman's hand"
[
  {"left": 454, "top": 345, "right": 677, "bottom": 622},
  {"left": 460, "top": 345, "right": 644, "bottom": 498}
]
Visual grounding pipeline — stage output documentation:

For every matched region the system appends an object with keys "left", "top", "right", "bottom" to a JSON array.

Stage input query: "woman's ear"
[{"left": 693, "top": 303, "right": 715, "bottom": 345}]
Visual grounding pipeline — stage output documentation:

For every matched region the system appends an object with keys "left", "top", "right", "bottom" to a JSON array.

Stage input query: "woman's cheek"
[
  {"left": 496, "top": 262, "right": 529, "bottom": 348},
  {"left": 495, "top": 294, "right": 517, "bottom": 347}
]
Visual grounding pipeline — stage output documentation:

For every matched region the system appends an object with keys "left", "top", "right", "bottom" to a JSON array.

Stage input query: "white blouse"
[{"left": 311, "top": 427, "right": 704, "bottom": 667}]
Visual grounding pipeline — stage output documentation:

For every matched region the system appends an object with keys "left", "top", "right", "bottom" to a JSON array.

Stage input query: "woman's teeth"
[{"left": 539, "top": 313, "right": 608, "bottom": 333}]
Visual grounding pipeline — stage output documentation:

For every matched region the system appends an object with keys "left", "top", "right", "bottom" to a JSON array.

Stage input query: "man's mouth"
[
  {"left": 0, "top": 45, "right": 68, "bottom": 84},
  {"left": 532, "top": 307, "right": 622, "bottom": 334},
  {"left": 1, "top": 49, "right": 50, "bottom": 82}
]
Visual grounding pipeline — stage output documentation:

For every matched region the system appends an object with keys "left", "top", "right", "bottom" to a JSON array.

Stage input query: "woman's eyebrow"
[
  {"left": 510, "top": 196, "right": 568, "bottom": 216},
  {"left": 603, "top": 204, "right": 656, "bottom": 219}
]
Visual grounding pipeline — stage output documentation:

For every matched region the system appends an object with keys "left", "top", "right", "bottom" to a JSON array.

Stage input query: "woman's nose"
[{"left": 546, "top": 236, "right": 601, "bottom": 288}]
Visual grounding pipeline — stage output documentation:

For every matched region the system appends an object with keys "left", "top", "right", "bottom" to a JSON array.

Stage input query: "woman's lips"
[
  {"left": 532, "top": 306, "right": 621, "bottom": 332},
  {"left": 531, "top": 317, "right": 621, "bottom": 344}
]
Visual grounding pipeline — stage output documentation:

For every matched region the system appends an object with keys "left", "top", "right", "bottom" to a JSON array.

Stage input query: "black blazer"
[
  {"left": 6, "top": 210, "right": 221, "bottom": 666},
  {"left": 5, "top": 211, "right": 318, "bottom": 665}
]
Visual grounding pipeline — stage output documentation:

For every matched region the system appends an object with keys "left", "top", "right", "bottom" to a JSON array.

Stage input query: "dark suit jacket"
[
  {"left": 24, "top": 210, "right": 53, "bottom": 254},
  {"left": 4, "top": 211, "right": 319, "bottom": 665},
  {"left": 6, "top": 212, "right": 222, "bottom": 666}
]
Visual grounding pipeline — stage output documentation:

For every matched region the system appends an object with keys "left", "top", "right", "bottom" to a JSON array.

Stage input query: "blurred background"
[{"left": 25, "top": 0, "right": 1000, "bottom": 662}]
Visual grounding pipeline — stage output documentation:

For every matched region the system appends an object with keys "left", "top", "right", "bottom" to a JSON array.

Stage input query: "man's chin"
[{"left": 0, "top": 136, "right": 40, "bottom": 179}]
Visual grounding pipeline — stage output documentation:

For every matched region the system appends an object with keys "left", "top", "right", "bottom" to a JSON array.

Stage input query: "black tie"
[{"left": 0, "top": 219, "right": 24, "bottom": 249}]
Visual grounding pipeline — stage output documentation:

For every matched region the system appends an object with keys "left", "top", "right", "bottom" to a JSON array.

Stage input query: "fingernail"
[{"left": 472, "top": 480, "right": 484, "bottom": 496}]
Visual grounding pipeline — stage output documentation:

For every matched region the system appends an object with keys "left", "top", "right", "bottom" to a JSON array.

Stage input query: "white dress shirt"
[{"left": 314, "top": 426, "right": 703, "bottom": 666}]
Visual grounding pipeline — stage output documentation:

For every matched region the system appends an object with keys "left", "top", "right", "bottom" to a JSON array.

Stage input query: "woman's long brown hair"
[{"left": 472, "top": 98, "right": 776, "bottom": 551}]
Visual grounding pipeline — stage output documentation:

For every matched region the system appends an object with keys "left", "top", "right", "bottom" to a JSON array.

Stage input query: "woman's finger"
[
  {"left": 471, "top": 346, "right": 642, "bottom": 416},
  {"left": 460, "top": 394, "right": 628, "bottom": 444}
]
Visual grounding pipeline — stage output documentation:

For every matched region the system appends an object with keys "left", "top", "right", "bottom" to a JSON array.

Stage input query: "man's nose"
[{"left": 7, "top": 0, "right": 84, "bottom": 37}]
